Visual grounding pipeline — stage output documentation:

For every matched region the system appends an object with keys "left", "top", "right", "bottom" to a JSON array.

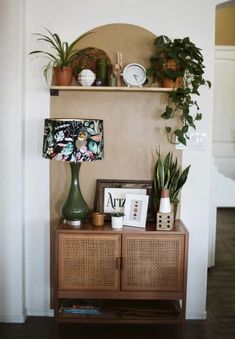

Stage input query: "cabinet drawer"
[
  {"left": 122, "top": 234, "right": 185, "bottom": 292},
  {"left": 58, "top": 233, "right": 121, "bottom": 290}
]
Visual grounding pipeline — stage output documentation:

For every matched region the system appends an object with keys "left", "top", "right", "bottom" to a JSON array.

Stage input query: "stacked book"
[{"left": 60, "top": 302, "right": 101, "bottom": 315}]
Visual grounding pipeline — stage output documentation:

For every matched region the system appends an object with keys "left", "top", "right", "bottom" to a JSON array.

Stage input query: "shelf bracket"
[{"left": 50, "top": 89, "right": 59, "bottom": 96}]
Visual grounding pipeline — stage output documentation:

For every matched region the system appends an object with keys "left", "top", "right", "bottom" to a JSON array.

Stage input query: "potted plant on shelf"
[
  {"left": 153, "top": 149, "right": 190, "bottom": 218},
  {"left": 147, "top": 35, "right": 211, "bottom": 145},
  {"left": 29, "top": 28, "right": 91, "bottom": 86},
  {"left": 111, "top": 212, "right": 125, "bottom": 229}
]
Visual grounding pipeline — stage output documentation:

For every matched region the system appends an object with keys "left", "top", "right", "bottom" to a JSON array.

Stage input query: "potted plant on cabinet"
[
  {"left": 111, "top": 212, "right": 125, "bottom": 229},
  {"left": 147, "top": 35, "right": 211, "bottom": 145},
  {"left": 153, "top": 149, "right": 190, "bottom": 218},
  {"left": 29, "top": 28, "right": 91, "bottom": 86}
]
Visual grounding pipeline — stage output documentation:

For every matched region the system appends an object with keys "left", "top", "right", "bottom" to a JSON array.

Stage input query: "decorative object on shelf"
[
  {"left": 72, "top": 47, "right": 111, "bottom": 81},
  {"left": 122, "top": 63, "right": 146, "bottom": 87},
  {"left": 147, "top": 35, "right": 211, "bottom": 145},
  {"left": 159, "top": 189, "right": 171, "bottom": 213},
  {"left": 157, "top": 188, "right": 174, "bottom": 231},
  {"left": 111, "top": 212, "right": 124, "bottom": 229},
  {"left": 156, "top": 211, "right": 174, "bottom": 231},
  {"left": 77, "top": 69, "right": 96, "bottom": 86},
  {"left": 93, "top": 78, "right": 103, "bottom": 86},
  {"left": 91, "top": 212, "right": 105, "bottom": 226},
  {"left": 29, "top": 28, "right": 92, "bottom": 85},
  {"left": 43, "top": 118, "right": 104, "bottom": 226},
  {"left": 108, "top": 75, "right": 117, "bottom": 87},
  {"left": 94, "top": 179, "right": 154, "bottom": 221},
  {"left": 113, "top": 51, "right": 123, "bottom": 86},
  {"left": 96, "top": 58, "right": 108, "bottom": 85},
  {"left": 108, "top": 65, "right": 117, "bottom": 86},
  {"left": 153, "top": 149, "right": 190, "bottom": 218},
  {"left": 123, "top": 193, "right": 149, "bottom": 228}
]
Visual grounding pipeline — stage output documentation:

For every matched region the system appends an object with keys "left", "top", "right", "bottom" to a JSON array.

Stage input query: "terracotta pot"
[
  {"left": 54, "top": 66, "right": 73, "bottom": 86},
  {"left": 162, "top": 59, "right": 183, "bottom": 88},
  {"left": 162, "top": 77, "right": 183, "bottom": 89}
]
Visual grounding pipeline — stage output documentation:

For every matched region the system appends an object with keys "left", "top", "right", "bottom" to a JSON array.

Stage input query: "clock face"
[{"left": 122, "top": 63, "right": 146, "bottom": 87}]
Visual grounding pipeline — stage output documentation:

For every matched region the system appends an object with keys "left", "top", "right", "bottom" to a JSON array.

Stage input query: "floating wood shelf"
[{"left": 50, "top": 85, "right": 172, "bottom": 93}]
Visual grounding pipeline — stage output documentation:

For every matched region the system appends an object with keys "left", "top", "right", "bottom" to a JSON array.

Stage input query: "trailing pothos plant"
[
  {"left": 153, "top": 150, "right": 190, "bottom": 205},
  {"left": 147, "top": 35, "right": 211, "bottom": 145}
]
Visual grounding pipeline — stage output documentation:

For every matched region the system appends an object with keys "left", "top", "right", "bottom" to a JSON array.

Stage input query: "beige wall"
[{"left": 216, "top": 2, "right": 235, "bottom": 45}]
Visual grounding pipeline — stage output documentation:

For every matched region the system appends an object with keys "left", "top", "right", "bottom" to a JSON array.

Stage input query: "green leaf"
[
  {"left": 174, "top": 129, "right": 187, "bottom": 145},
  {"left": 156, "top": 158, "right": 165, "bottom": 189},
  {"left": 195, "top": 113, "right": 202, "bottom": 121},
  {"left": 172, "top": 165, "right": 191, "bottom": 201},
  {"left": 206, "top": 80, "right": 212, "bottom": 88},
  {"left": 186, "top": 115, "right": 196, "bottom": 129},
  {"left": 165, "top": 126, "right": 172, "bottom": 133},
  {"left": 161, "top": 106, "right": 173, "bottom": 119}
]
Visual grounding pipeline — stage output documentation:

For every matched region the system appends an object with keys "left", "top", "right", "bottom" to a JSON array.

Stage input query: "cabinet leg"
[
  {"left": 54, "top": 320, "right": 59, "bottom": 339},
  {"left": 179, "top": 321, "right": 186, "bottom": 339}
]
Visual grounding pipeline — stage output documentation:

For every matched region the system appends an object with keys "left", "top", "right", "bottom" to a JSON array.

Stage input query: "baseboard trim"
[
  {"left": 186, "top": 310, "right": 207, "bottom": 320},
  {"left": 0, "top": 313, "right": 27, "bottom": 323},
  {"left": 26, "top": 308, "right": 54, "bottom": 317}
]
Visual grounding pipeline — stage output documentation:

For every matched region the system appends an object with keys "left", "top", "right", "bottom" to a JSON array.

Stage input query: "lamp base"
[
  {"left": 61, "top": 163, "right": 90, "bottom": 224},
  {"left": 63, "top": 219, "right": 81, "bottom": 227}
]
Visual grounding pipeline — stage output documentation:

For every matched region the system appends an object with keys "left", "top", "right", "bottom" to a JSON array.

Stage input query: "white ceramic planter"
[
  {"left": 78, "top": 69, "right": 96, "bottom": 86},
  {"left": 111, "top": 216, "right": 123, "bottom": 229},
  {"left": 159, "top": 189, "right": 171, "bottom": 213}
]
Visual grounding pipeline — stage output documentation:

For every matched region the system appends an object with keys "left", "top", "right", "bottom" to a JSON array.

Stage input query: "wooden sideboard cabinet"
[{"left": 54, "top": 220, "right": 188, "bottom": 338}]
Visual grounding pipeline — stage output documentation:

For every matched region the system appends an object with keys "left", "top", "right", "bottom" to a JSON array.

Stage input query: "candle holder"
[{"left": 92, "top": 212, "right": 105, "bottom": 226}]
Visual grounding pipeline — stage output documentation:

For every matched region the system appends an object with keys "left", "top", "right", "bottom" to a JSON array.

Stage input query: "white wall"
[
  {"left": 0, "top": 0, "right": 217, "bottom": 322},
  {"left": 0, "top": 0, "right": 26, "bottom": 322}
]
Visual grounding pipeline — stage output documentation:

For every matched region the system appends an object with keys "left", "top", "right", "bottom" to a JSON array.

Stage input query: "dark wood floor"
[{"left": 0, "top": 208, "right": 234, "bottom": 339}]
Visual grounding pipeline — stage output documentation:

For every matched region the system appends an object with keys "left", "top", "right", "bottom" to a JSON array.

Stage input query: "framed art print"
[
  {"left": 123, "top": 193, "right": 149, "bottom": 228},
  {"left": 94, "top": 179, "right": 154, "bottom": 221}
]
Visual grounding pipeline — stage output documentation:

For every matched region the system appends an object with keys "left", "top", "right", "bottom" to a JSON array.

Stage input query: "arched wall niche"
[
  {"left": 49, "top": 23, "right": 181, "bottom": 227},
  {"left": 72, "top": 23, "right": 157, "bottom": 74}
]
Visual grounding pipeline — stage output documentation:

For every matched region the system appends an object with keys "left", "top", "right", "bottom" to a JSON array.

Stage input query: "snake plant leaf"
[
  {"left": 156, "top": 158, "right": 165, "bottom": 189},
  {"left": 172, "top": 165, "right": 191, "bottom": 201}
]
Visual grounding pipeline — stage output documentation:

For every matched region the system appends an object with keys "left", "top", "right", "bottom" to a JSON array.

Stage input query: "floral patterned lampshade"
[
  {"left": 43, "top": 118, "right": 104, "bottom": 162},
  {"left": 42, "top": 118, "right": 104, "bottom": 226}
]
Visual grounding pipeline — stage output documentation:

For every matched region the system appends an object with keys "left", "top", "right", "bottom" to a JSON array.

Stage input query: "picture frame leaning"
[
  {"left": 93, "top": 179, "right": 154, "bottom": 222},
  {"left": 123, "top": 193, "right": 149, "bottom": 228}
]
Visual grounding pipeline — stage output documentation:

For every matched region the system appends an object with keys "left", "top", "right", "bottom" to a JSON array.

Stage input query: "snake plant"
[{"left": 153, "top": 150, "right": 190, "bottom": 204}]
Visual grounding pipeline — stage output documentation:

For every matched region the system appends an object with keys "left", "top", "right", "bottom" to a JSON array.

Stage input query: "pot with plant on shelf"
[
  {"left": 147, "top": 35, "right": 211, "bottom": 146},
  {"left": 29, "top": 28, "right": 92, "bottom": 86},
  {"left": 153, "top": 149, "right": 191, "bottom": 220},
  {"left": 111, "top": 212, "right": 125, "bottom": 229}
]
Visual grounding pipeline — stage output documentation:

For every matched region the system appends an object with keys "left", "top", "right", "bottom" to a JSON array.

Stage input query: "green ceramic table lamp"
[{"left": 43, "top": 118, "right": 104, "bottom": 226}]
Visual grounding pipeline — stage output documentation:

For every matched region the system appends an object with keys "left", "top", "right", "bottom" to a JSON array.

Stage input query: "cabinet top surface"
[{"left": 56, "top": 219, "right": 187, "bottom": 235}]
